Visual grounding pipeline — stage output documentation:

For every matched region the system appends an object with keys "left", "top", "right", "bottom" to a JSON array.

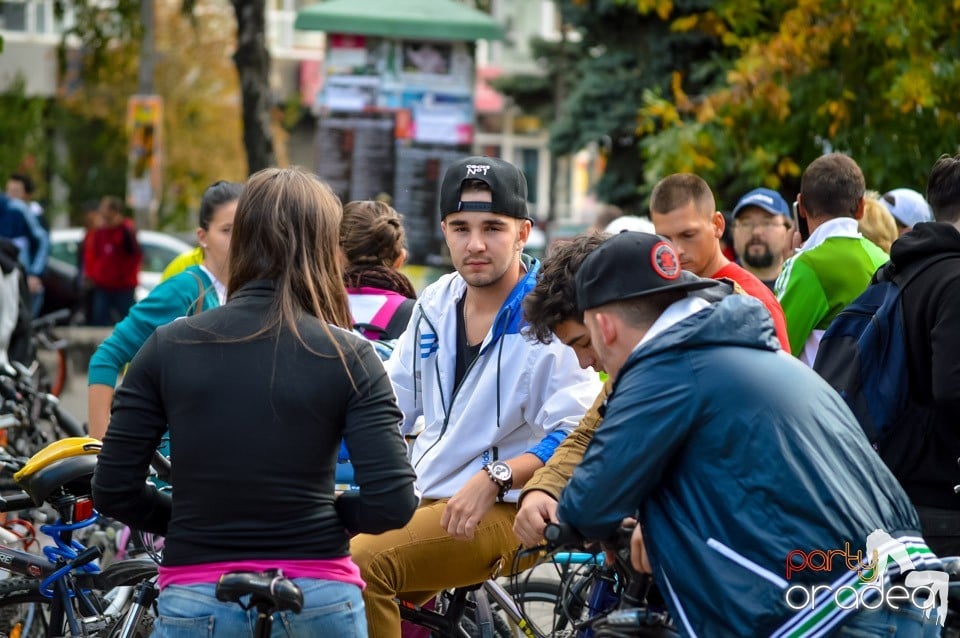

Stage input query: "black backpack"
[{"left": 813, "top": 254, "right": 957, "bottom": 445}]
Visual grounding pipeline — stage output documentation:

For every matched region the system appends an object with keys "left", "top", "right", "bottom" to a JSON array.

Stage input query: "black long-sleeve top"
[{"left": 92, "top": 280, "right": 418, "bottom": 566}]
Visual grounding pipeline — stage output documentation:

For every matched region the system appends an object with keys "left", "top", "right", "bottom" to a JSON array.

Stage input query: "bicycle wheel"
[
  {"left": 32, "top": 350, "right": 67, "bottom": 399},
  {"left": 0, "top": 576, "right": 109, "bottom": 638},
  {"left": 47, "top": 349, "right": 68, "bottom": 399},
  {"left": 0, "top": 578, "right": 52, "bottom": 637},
  {"left": 460, "top": 603, "right": 513, "bottom": 638},
  {"left": 495, "top": 578, "right": 566, "bottom": 638}
]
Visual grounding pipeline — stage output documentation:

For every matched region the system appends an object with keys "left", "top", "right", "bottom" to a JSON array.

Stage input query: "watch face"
[{"left": 491, "top": 462, "right": 511, "bottom": 481}]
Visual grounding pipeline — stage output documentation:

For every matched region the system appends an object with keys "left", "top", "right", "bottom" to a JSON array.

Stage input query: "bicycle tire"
[
  {"left": 49, "top": 350, "right": 67, "bottom": 399},
  {"left": 0, "top": 577, "right": 52, "bottom": 637},
  {"left": 460, "top": 605, "right": 513, "bottom": 638},
  {"left": 495, "top": 578, "right": 566, "bottom": 638}
]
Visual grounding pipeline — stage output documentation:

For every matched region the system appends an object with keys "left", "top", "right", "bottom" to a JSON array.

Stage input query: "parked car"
[{"left": 40, "top": 228, "right": 194, "bottom": 320}]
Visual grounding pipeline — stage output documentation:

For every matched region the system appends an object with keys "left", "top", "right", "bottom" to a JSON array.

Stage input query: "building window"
[{"left": 0, "top": 2, "right": 28, "bottom": 31}]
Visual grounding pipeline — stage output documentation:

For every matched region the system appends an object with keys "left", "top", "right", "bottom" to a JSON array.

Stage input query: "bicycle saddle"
[
  {"left": 14, "top": 437, "right": 101, "bottom": 506},
  {"left": 216, "top": 570, "right": 304, "bottom": 614}
]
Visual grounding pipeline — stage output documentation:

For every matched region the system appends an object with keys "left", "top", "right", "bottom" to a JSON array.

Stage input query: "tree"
[
  {"left": 53, "top": 0, "right": 246, "bottom": 226},
  {"left": 228, "top": 0, "right": 276, "bottom": 173},
  {"left": 58, "top": 0, "right": 275, "bottom": 177},
  {"left": 632, "top": 0, "right": 960, "bottom": 206},
  {"left": 0, "top": 77, "right": 49, "bottom": 186},
  {"left": 494, "top": 0, "right": 727, "bottom": 211}
]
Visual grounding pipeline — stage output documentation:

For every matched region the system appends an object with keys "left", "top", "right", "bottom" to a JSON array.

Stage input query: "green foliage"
[
  {"left": 54, "top": 0, "right": 142, "bottom": 81},
  {"left": 501, "top": 0, "right": 960, "bottom": 212},
  {"left": 495, "top": 0, "right": 728, "bottom": 209},
  {"left": 52, "top": 103, "right": 128, "bottom": 225},
  {"left": 0, "top": 77, "right": 49, "bottom": 188},
  {"left": 633, "top": 0, "right": 960, "bottom": 207}
]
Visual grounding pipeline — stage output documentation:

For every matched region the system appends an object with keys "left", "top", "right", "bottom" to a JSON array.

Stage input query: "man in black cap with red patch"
[{"left": 556, "top": 232, "right": 940, "bottom": 637}]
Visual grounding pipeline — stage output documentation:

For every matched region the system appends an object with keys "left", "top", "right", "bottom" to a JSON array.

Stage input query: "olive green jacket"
[{"left": 519, "top": 380, "right": 610, "bottom": 502}]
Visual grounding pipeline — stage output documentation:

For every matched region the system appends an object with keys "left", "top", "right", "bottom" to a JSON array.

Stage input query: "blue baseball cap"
[{"left": 732, "top": 188, "right": 790, "bottom": 219}]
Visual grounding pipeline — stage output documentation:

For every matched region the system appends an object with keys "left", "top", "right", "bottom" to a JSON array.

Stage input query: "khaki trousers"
[{"left": 350, "top": 499, "right": 530, "bottom": 638}]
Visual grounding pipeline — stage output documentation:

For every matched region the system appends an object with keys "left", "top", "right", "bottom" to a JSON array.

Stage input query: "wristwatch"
[{"left": 485, "top": 461, "right": 513, "bottom": 502}]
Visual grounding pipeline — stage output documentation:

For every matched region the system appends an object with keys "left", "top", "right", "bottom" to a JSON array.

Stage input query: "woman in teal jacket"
[{"left": 87, "top": 181, "right": 242, "bottom": 439}]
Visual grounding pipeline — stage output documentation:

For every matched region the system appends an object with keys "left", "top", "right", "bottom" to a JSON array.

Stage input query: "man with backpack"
[{"left": 823, "top": 153, "right": 960, "bottom": 556}]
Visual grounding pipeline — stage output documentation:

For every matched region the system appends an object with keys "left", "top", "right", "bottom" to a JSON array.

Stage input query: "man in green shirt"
[{"left": 775, "top": 153, "right": 889, "bottom": 365}]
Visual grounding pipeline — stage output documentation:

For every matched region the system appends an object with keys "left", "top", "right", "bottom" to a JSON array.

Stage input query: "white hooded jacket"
[{"left": 385, "top": 256, "right": 602, "bottom": 502}]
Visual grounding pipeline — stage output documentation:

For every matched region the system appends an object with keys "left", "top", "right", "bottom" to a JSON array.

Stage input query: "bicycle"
[
  {"left": 0, "top": 360, "right": 86, "bottom": 461},
  {"left": 396, "top": 522, "right": 675, "bottom": 638},
  {"left": 398, "top": 578, "right": 522, "bottom": 638},
  {"left": 0, "top": 439, "right": 159, "bottom": 637},
  {"left": 30, "top": 309, "right": 71, "bottom": 399}
]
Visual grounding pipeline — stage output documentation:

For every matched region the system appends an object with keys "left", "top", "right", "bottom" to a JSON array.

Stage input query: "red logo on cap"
[{"left": 651, "top": 242, "right": 680, "bottom": 280}]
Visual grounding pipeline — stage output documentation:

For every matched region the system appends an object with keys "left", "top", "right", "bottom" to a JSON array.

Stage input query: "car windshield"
[
  {"left": 50, "top": 239, "right": 78, "bottom": 265},
  {"left": 141, "top": 242, "right": 184, "bottom": 273}
]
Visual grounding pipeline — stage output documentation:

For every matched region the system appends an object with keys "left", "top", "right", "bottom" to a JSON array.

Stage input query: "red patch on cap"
[{"left": 651, "top": 242, "right": 680, "bottom": 280}]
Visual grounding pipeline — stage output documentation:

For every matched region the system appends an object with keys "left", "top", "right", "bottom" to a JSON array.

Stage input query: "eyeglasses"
[{"left": 733, "top": 219, "right": 788, "bottom": 231}]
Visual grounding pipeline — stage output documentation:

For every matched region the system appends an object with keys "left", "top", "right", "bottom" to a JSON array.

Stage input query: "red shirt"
[
  {"left": 84, "top": 219, "right": 141, "bottom": 290},
  {"left": 712, "top": 262, "right": 791, "bottom": 354}
]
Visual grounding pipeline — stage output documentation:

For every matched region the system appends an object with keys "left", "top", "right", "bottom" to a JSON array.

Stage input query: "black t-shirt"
[{"left": 454, "top": 296, "right": 481, "bottom": 392}]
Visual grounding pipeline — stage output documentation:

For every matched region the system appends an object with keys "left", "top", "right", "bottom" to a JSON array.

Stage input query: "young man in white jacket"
[{"left": 350, "top": 156, "right": 600, "bottom": 637}]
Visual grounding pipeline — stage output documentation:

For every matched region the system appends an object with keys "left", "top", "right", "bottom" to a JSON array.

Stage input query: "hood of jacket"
[
  {"left": 621, "top": 288, "right": 780, "bottom": 377},
  {"left": 888, "top": 221, "right": 960, "bottom": 270},
  {"left": 416, "top": 253, "right": 540, "bottom": 353}
]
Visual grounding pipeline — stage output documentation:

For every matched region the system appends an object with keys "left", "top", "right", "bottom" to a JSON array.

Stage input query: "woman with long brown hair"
[{"left": 93, "top": 167, "right": 417, "bottom": 637}]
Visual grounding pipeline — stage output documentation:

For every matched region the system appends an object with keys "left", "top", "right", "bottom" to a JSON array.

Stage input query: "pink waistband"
[{"left": 157, "top": 556, "right": 364, "bottom": 590}]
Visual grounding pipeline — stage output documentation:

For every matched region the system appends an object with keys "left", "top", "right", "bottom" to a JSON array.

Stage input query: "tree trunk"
[{"left": 230, "top": 0, "right": 275, "bottom": 174}]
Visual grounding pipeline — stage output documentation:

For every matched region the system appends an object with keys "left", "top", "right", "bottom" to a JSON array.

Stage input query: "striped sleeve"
[{"left": 775, "top": 257, "right": 829, "bottom": 357}]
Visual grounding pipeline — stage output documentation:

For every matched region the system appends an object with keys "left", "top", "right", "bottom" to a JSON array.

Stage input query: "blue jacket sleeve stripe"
[{"left": 525, "top": 429, "right": 568, "bottom": 464}]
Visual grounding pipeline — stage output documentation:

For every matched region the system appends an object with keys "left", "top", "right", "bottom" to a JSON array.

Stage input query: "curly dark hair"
[{"left": 523, "top": 233, "right": 608, "bottom": 344}]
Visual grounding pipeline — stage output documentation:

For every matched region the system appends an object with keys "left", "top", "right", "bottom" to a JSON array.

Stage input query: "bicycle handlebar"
[
  {"left": 30, "top": 308, "right": 71, "bottom": 331},
  {"left": 0, "top": 492, "right": 36, "bottom": 512},
  {"left": 543, "top": 521, "right": 636, "bottom": 550},
  {"left": 543, "top": 521, "right": 583, "bottom": 548}
]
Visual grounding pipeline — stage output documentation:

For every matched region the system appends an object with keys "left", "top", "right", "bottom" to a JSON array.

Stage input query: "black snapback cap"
[
  {"left": 576, "top": 232, "right": 719, "bottom": 312},
  {"left": 440, "top": 156, "right": 529, "bottom": 220}
]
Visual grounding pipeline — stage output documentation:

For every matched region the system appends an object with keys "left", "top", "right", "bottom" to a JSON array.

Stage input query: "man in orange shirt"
[{"left": 650, "top": 174, "right": 791, "bottom": 353}]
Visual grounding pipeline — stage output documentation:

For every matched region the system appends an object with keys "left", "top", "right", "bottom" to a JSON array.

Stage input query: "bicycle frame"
[
  {"left": 0, "top": 487, "right": 156, "bottom": 637},
  {"left": 396, "top": 545, "right": 611, "bottom": 638}
]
